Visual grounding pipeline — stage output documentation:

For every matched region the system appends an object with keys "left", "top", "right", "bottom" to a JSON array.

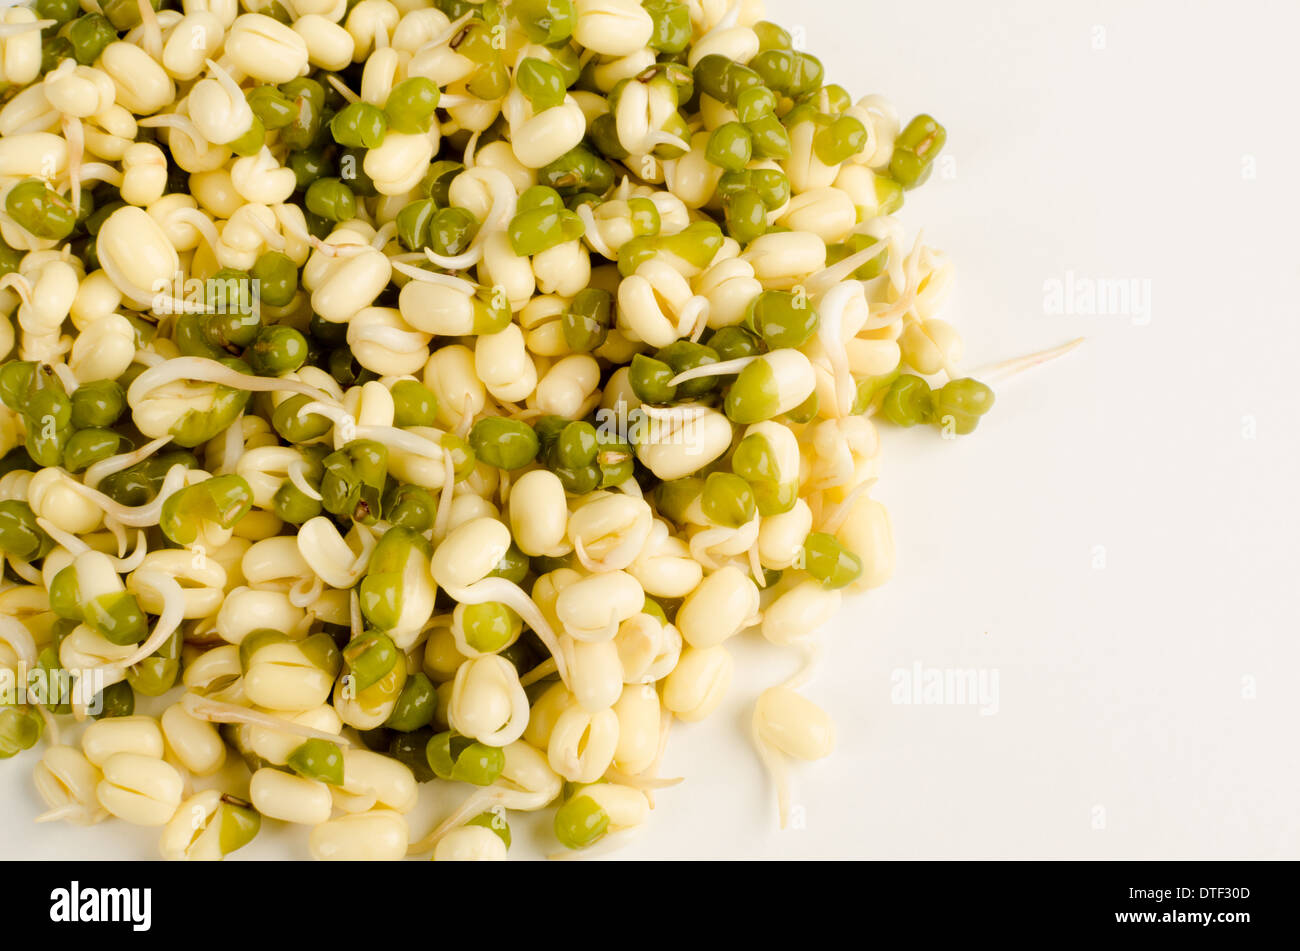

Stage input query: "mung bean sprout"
[{"left": 0, "top": 0, "right": 1021, "bottom": 860}]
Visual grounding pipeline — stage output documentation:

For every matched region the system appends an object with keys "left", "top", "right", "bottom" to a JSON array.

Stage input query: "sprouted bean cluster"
[{"left": 0, "top": 0, "right": 992, "bottom": 860}]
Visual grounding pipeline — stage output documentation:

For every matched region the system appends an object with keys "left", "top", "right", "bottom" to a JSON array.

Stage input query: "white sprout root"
[
  {"left": 108, "top": 531, "right": 149, "bottom": 573},
  {"left": 752, "top": 644, "right": 824, "bottom": 829},
  {"left": 217, "top": 412, "right": 244, "bottom": 475},
  {"left": 407, "top": 788, "right": 497, "bottom": 854},
  {"left": 35, "top": 517, "right": 89, "bottom": 556},
  {"left": 180, "top": 693, "right": 353, "bottom": 746},
  {"left": 64, "top": 463, "right": 188, "bottom": 527},
  {"left": 417, "top": 9, "right": 477, "bottom": 57},
  {"left": 0, "top": 20, "right": 54, "bottom": 38},
  {"left": 442, "top": 578, "right": 570, "bottom": 687},
  {"left": 95, "top": 571, "right": 185, "bottom": 673},
  {"left": 817, "top": 478, "right": 876, "bottom": 536},
  {"left": 974, "top": 337, "right": 1086, "bottom": 385},
  {"left": 349, "top": 586, "right": 363, "bottom": 639},
  {"left": 433, "top": 452, "right": 456, "bottom": 542},
  {"left": 34, "top": 802, "right": 105, "bottom": 825},
  {"left": 325, "top": 73, "right": 362, "bottom": 105},
  {"left": 518, "top": 657, "right": 558, "bottom": 687},
  {"left": 751, "top": 711, "right": 792, "bottom": 830},
  {"left": 391, "top": 260, "right": 478, "bottom": 293},
  {"left": 84, "top": 436, "right": 173, "bottom": 490},
  {"left": 576, "top": 204, "right": 614, "bottom": 259},
  {"left": 0, "top": 615, "right": 39, "bottom": 669},
  {"left": 61, "top": 115, "right": 84, "bottom": 215},
  {"left": 287, "top": 459, "right": 323, "bottom": 501},
  {"left": 748, "top": 539, "right": 766, "bottom": 587},
  {"left": 806, "top": 237, "right": 887, "bottom": 297},
  {"left": 127, "top": 357, "right": 335, "bottom": 408},
  {"left": 5, "top": 554, "right": 43, "bottom": 585},
  {"left": 816, "top": 281, "right": 863, "bottom": 416},
  {"left": 602, "top": 767, "right": 684, "bottom": 792},
  {"left": 666, "top": 356, "right": 757, "bottom": 388},
  {"left": 135, "top": 0, "right": 162, "bottom": 59},
  {"left": 288, "top": 573, "right": 325, "bottom": 609},
  {"left": 572, "top": 531, "right": 639, "bottom": 574}
]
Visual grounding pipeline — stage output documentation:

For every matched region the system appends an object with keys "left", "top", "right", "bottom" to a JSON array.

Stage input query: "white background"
[{"left": 5, "top": 0, "right": 1300, "bottom": 859}]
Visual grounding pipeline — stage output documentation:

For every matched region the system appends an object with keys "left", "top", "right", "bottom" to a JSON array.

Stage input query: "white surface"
[{"left": 6, "top": 0, "right": 1300, "bottom": 860}]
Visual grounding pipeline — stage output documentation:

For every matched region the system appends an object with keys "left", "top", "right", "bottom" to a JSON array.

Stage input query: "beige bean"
[
  {"left": 565, "top": 636, "right": 624, "bottom": 713},
  {"left": 510, "top": 97, "right": 587, "bottom": 169},
  {"left": 761, "top": 579, "right": 841, "bottom": 645},
  {"left": 249, "top": 767, "right": 332, "bottom": 825},
  {"left": 628, "top": 529, "right": 702, "bottom": 598},
  {"left": 334, "top": 748, "right": 419, "bottom": 814},
  {"left": 160, "top": 703, "right": 227, "bottom": 777},
  {"left": 547, "top": 704, "right": 619, "bottom": 783},
  {"left": 612, "top": 683, "right": 660, "bottom": 775},
  {"left": 226, "top": 14, "right": 310, "bottom": 83},
  {"left": 449, "top": 654, "right": 529, "bottom": 745},
  {"left": 509, "top": 470, "right": 569, "bottom": 557},
  {"left": 241, "top": 706, "right": 342, "bottom": 768},
  {"left": 311, "top": 246, "right": 392, "bottom": 323},
  {"left": 309, "top": 810, "right": 409, "bottom": 860},
  {"left": 82, "top": 716, "right": 164, "bottom": 768},
  {"left": 835, "top": 496, "right": 895, "bottom": 592},
  {"left": 97, "top": 753, "right": 184, "bottom": 827},
  {"left": 613, "top": 613, "right": 681, "bottom": 684},
  {"left": 431, "top": 517, "right": 511, "bottom": 589},
  {"left": 69, "top": 313, "right": 134, "bottom": 383},
  {"left": 475, "top": 323, "right": 537, "bottom": 403},
  {"left": 753, "top": 687, "right": 836, "bottom": 760},
  {"left": 663, "top": 645, "right": 732, "bottom": 722},
  {"left": 158, "top": 789, "right": 229, "bottom": 861},
  {"left": 567, "top": 493, "right": 652, "bottom": 569},
  {"left": 573, "top": 0, "right": 654, "bottom": 56},
  {"left": 739, "top": 231, "right": 826, "bottom": 289},
  {"left": 523, "top": 681, "right": 574, "bottom": 749},
  {"left": 581, "top": 781, "right": 649, "bottom": 828},
  {"left": 33, "top": 745, "right": 105, "bottom": 825},
  {"left": 294, "top": 14, "right": 356, "bottom": 71},
  {"left": 433, "top": 824, "right": 507, "bottom": 861},
  {"left": 96, "top": 206, "right": 180, "bottom": 306},
  {"left": 777, "top": 188, "right": 857, "bottom": 244},
  {"left": 555, "top": 571, "right": 644, "bottom": 642},
  {"left": 900, "top": 318, "right": 963, "bottom": 375},
  {"left": 634, "top": 406, "right": 733, "bottom": 481},
  {"left": 758, "top": 499, "right": 811, "bottom": 570},
  {"left": 98, "top": 42, "right": 174, "bottom": 115},
  {"left": 182, "top": 645, "right": 242, "bottom": 696},
  {"left": 215, "top": 587, "right": 306, "bottom": 645},
  {"left": 676, "top": 566, "right": 760, "bottom": 648},
  {"left": 532, "top": 354, "right": 600, "bottom": 419}
]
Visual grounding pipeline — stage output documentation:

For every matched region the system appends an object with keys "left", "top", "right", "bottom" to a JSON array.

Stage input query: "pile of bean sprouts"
[{"left": 0, "top": 0, "right": 995, "bottom": 860}]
